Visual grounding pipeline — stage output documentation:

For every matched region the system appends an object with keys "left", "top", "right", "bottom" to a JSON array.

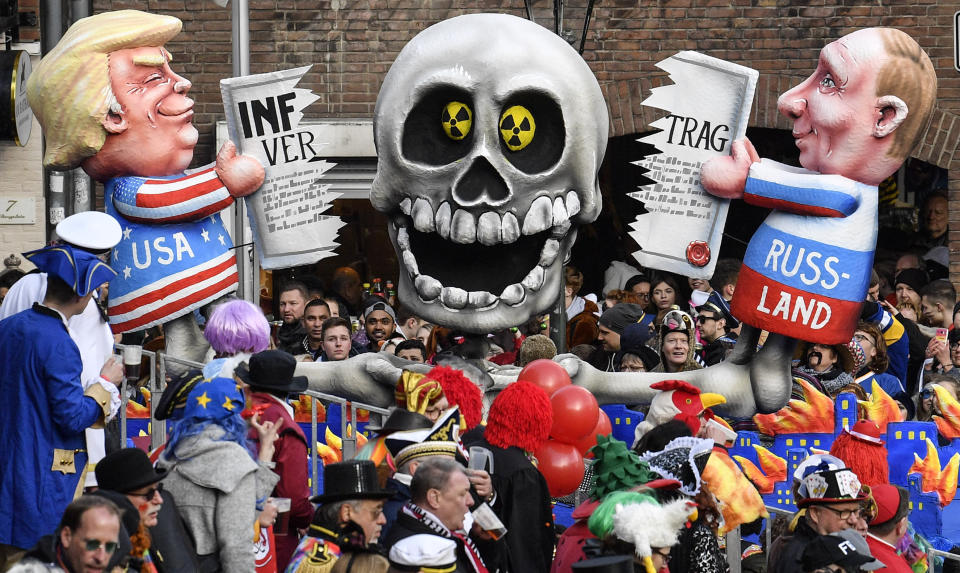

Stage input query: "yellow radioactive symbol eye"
[
  {"left": 500, "top": 105, "right": 535, "bottom": 151},
  {"left": 441, "top": 101, "right": 472, "bottom": 140}
]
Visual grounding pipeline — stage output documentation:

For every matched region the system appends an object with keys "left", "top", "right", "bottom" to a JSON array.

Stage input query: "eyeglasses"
[
  {"left": 127, "top": 482, "right": 163, "bottom": 501},
  {"left": 84, "top": 539, "right": 118, "bottom": 554},
  {"left": 817, "top": 505, "right": 863, "bottom": 521},
  {"left": 653, "top": 548, "right": 672, "bottom": 564},
  {"left": 853, "top": 333, "right": 875, "bottom": 347},
  {"left": 696, "top": 314, "right": 717, "bottom": 324}
]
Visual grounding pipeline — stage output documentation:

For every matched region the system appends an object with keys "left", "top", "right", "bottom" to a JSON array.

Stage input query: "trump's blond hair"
[{"left": 26, "top": 10, "right": 181, "bottom": 170}]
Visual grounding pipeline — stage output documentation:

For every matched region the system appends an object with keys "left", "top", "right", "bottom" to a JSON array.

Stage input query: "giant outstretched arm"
[
  {"left": 111, "top": 141, "right": 263, "bottom": 223},
  {"left": 293, "top": 334, "right": 796, "bottom": 419}
]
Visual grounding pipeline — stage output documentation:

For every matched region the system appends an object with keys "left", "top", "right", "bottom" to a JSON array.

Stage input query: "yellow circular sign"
[
  {"left": 441, "top": 101, "right": 472, "bottom": 140},
  {"left": 499, "top": 105, "right": 535, "bottom": 151}
]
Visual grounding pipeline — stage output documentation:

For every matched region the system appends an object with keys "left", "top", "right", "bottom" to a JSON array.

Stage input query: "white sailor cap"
[
  {"left": 56, "top": 211, "right": 122, "bottom": 253},
  {"left": 388, "top": 534, "right": 457, "bottom": 572}
]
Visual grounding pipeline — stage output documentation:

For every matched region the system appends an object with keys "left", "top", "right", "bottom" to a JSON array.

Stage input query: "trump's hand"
[{"left": 216, "top": 140, "right": 265, "bottom": 198}]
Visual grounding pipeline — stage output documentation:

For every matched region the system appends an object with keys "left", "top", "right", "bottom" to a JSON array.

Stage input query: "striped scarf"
[{"left": 400, "top": 502, "right": 488, "bottom": 573}]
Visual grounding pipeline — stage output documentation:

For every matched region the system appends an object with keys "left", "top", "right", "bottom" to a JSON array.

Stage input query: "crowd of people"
[{"left": 0, "top": 195, "right": 956, "bottom": 573}]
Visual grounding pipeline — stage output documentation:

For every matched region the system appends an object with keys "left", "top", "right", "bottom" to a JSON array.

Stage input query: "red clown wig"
[
  {"left": 485, "top": 380, "right": 552, "bottom": 452},
  {"left": 829, "top": 420, "right": 889, "bottom": 486},
  {"left": 426, "top": 365, "right": 483, "bottom": 430}
]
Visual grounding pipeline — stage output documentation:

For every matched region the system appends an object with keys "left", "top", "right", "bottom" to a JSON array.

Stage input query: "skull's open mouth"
[{"left": 392, "top": 191, "right": 580, "bottom": 310}]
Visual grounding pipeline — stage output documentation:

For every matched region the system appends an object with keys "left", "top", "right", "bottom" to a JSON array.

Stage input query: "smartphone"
[{"left": 936, "top": 328, "right": 949, "bottom": 343}]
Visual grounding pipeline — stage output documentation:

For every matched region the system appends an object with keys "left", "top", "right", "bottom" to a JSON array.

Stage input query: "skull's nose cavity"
[{"left": 452, "top": 156, "right": 511, "bottom": 207}]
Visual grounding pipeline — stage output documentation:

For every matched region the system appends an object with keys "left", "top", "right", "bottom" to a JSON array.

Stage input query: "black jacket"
[
  {"left": 767, "top": 515, "right": 819, "bottom": 573},
  {"left": 465, "top": 437, "right": 555, "bottom": 573},
  {"left": 277, "top": 322, "right": 307, "bottom": 355}
]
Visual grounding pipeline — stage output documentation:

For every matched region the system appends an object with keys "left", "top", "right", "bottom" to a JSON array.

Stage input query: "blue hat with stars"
[
  {"left": 24, "top": 244, "right": 117, "bottom": 297},
  {"left": 184, "top": 376, "right": 244, "bottom": 421}
]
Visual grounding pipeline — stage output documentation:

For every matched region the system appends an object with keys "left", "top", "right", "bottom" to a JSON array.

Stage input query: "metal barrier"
[
  {"left": 303, "top": 390, "right": 390, "bottom": 496},
  {"left": 114, "top": 345, "right": 390, "bottom": 497}
]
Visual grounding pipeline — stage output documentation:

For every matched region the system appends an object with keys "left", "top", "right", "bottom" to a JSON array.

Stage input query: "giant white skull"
[{"left": 371, "top": 13, "right": 608, "bottom": 333}]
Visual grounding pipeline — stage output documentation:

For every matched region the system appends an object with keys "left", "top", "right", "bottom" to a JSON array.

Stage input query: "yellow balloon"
[{"left": 499, "top": 105, "right": 536, "bottom": 151}]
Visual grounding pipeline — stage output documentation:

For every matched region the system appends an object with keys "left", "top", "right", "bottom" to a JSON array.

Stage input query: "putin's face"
[{"left": 777, "top": 29, "right": 896, "bottom": 186}]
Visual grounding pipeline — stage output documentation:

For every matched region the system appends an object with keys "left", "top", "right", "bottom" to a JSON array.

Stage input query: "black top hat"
[
  {"left": 155, "top": 368, "right": 205, "bottom": 421},
  {"left": 95, "top": 448, "right": 167, "bottom": 493},
  {"left": 236, "top": 350, "right": 308, "bottom": 395},
  {"left": 571, "top": 555, "right": 634, "bottom": 573},
  {"left": 309, "top": 460, "right": 395, "bottom": 504},
  {"left": 365, "top": 408, "right": 434, "bottom": 435}
]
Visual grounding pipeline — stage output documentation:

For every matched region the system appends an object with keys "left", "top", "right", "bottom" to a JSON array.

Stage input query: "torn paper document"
[
  {"left": 629, "top": 52, "right": 758, "bottom": 278},
  {"left": 221, "top": 66, "right": 344, "bottom": 270}
]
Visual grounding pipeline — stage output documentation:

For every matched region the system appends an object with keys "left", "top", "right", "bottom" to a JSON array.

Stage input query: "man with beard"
[
  {"left": 695, "top": 291, "right": 739, "bottom": 366},
  {"left": 300, "top": 298, "right": 331, "bottom": 360},
  {"left": 276, "top": 282, "right": 310, "bottom": 355},
  {"left": 361, "top": 300, "right": 397, "bottom": 353}
]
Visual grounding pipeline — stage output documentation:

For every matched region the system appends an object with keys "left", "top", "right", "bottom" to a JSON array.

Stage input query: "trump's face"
[
  {"left": 103, "top": 45, "right": 198, "bottom": 176},
  {"left": 777, "top": 29, "right": 896, "bottom": 186}
]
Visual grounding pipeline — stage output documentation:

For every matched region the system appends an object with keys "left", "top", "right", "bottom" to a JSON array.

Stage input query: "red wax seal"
[{"left": 686, "top": 241, "right": 711, "bottom": 267}]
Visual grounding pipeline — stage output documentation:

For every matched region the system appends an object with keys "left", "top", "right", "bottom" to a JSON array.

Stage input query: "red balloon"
[
  {"left": 550, "top": 385, "right": 599, "bottom": 444},
  {"left": 535, "top": 439, "right": 585, "bottom": 497},
  {"left": 573, "top": 410, "right": 613, "bottom": 457},
  {"left": 518, "top": 359, "right": 571, "bottom": 397}
]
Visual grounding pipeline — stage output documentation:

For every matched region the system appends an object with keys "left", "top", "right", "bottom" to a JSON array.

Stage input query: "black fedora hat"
[
  {"left": 95, "top": 448, "right": 166, "bottom": 493},
  {"left": 310, "top": 460, "right": 395, "bottom": 504},
  {"left": 236, "top": 350, "right": 308, "bottom": 394},
  {"left": 154, "top": 368, "right": 205, "bottom": 420},
  {"left": 365, "top": 408, "right": 433, "bottom": 435}
]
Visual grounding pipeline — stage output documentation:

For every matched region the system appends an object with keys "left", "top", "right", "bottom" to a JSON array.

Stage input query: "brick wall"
[{"left": 86, "top": 0, "right": 960, "bottom": 280}]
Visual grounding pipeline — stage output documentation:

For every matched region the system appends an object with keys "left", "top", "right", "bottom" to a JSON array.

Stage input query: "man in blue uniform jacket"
[{"left": 0, "top": 245, "right": 124, "bottom": 569}]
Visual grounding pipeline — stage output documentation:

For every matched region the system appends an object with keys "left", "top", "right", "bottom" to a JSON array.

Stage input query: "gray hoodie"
[{"left": 157, "top": 424, "right": 279, "bottom": 572}]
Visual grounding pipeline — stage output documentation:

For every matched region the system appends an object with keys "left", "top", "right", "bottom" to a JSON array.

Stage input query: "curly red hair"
[
  {"left": 486, "top": 381, "right": 552, "bottom": 452},
  {"left": 426, "top": 365, "right": 483, "bottom": 430}
]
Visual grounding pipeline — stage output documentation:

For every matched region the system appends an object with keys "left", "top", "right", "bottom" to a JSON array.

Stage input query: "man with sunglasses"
[
  {"left": 695, "top": 291, "right": 739, "bottom": 366},
  {"left": 769, "top": 464, "right": 872, "bottom": 573},
  {"left": 93, "top": 447, "right": 198, "bottom": 572},
  {"left": 11, "top": 496, "right": 122, "bottom": 573}
]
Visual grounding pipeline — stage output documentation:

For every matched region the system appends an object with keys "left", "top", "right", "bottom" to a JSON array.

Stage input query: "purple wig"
[{"left": 203, "top": 299, "right": 270, "bottom": 355}]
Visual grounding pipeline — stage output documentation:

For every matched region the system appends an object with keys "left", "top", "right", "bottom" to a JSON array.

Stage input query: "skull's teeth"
[
  {"left": 539, "top": 238, "right": 560, "bottom": 266},
  {"left": 565, "top": 191, "right": 580, "bottom": 218},
  {"left": 397, "top": 192, "right": 578, "bottom": 246},
  {"left": 477, "top": 212, "right": 501, "bottom": 246},
  {"left": 450, "top": 209, "right": 476, "bottom": 244},
  {"left": 440, "top": 286, "right": 468, "bottom": 309},
  {"left": 521, "top": 196, "right": 553, "bottom": 236},
  {"left": 502, "top": 212, "right": 520, "bottom": 243},
  {"left": 400, "top": 219, "right": 560, "bottom": 310},
  {"left": 412, "top": 198, "right": 435, "bottom": 233},
  {"left": 414, "top": 275, "right": 442, "bottom": 301},
  {"left": 499, "top": 283, "right": 525, "bottom": 306},
  {"left": 435, "top": 202, "right": 452, "bottom": 240}
]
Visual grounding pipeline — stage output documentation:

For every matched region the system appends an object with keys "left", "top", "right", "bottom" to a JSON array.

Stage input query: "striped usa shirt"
[{"left": 106, "top": 168, "right": 238, "bottom": 333}]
